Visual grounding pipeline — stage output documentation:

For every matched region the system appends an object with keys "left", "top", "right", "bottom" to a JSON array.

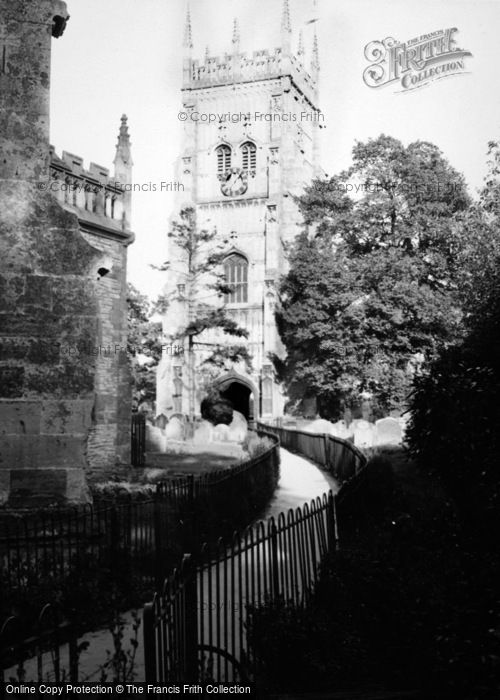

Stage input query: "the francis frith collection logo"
[{"left": 363, "top": 28, "right": 472, "bottom": 92}]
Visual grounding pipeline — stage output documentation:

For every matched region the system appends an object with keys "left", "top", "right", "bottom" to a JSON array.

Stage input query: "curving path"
[{"left": 260, "top": 446, "right": 339, "bottom": 522}]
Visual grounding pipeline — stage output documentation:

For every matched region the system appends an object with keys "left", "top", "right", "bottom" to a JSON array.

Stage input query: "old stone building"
[
  {"left": 157, "top": 0, "right": 321, "bottom": 421},
  {"left": 0, "top": 0, "right": 134, "bottom": 506}
]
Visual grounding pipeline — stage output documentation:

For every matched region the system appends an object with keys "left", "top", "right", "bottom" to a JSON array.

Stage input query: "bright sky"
[{"left": 50, "top": 0, "right": 500, "bottom": 301}]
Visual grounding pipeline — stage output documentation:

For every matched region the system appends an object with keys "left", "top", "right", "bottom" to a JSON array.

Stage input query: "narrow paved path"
[
  {"left": 260, "top": 447, "right": 339, "bottom": 522},
  {"left": 9, "top": 448, "right": 336, "bottom": 682}
]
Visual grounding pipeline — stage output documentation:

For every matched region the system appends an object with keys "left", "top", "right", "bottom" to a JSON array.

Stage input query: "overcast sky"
[{"left": 50, "top": 0, "right": 500, "bottom": 300}]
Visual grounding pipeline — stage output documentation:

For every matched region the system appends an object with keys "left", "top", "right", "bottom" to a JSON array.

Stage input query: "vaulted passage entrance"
[
  {"left": 212, "top": 373, "right": 258, "bottom": 421},
  {"left": 220, "top": 381, "right": 253, "bottom": 420}
]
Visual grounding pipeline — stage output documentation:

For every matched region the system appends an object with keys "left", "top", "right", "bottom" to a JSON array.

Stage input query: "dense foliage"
[
  {"left": 127, "top": 283, "right": 162, "bottom": 406},
  {"left": 407, "top": 140, "right": 500, "bottom": 536},
  {"left": 276, "top": 135, "right": 471, "bottom": 418},
  {"left": 249, "top": 451, "right": 500, "bottom": 698},
  {"left": 200, "top": 388, "right": 233, "bottom": 425}
]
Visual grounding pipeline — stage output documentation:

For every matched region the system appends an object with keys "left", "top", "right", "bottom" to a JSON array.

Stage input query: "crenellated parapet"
[
  {"left": 182, "top": 0, "right": 319, "bottom": 103},
  {"left": 185, "top": 47, "right": 318, "bottom": 101},
  {"left": 49, "top": 116, "right": 133, "bottom": 237}
]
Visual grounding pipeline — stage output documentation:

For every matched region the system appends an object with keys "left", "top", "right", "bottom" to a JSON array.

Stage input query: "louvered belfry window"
[
  {"left": 241, "top": 142, "right": 256, "bottom": 172},
  {"left": 224, "top": 253, "right": 248, "bottom": 303},
  {"left": 216, "top": 144, "right": 231, "bottom": 174}
]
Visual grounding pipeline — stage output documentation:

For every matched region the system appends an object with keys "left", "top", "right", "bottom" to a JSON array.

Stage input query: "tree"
[
  {"left": 127, "top": 283, "right": 162, "bottom": 407},
  {"left": 276, "top": 135, "right": 471, "bottom": 418},
  {"left": 407, "top": 139, "right": 500, "bottom": 535},
  {"left": 157, "top": 207, "right": 250, "bottom": 419}
]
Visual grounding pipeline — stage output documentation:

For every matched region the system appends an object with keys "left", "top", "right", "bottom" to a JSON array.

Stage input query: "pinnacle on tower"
[
  {"left": 281, "top": 0, "right": 292, "bottom": 34},
  {"left": 113, "top": 114, "right": 133, "bottom": 229},
  {"left": 232, "top": 18, "right": 241, "bottom": 48},
  {"left": 298, "top": 30, "right": 304, "bottom": 56},
  {"left": 114, "top": 114, "right": 133, "bottom": 169},
  {"left": 281, "top": 0, "right": 292, "bottom": 55},
  {"left": 311, "top": 30, "right": 320, "bottom": 72},
  {"left": 183, "top": 7, "right": 193, "bottom": 51}
]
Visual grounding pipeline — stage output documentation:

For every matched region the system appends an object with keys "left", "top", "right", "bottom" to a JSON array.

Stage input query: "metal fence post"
[
  {"left": 143, "top": 598, "right": 157, "bottom": 682},
  {"left": 154, "top": 497, "right": 163, "bottom": 589},
  {"left": 328, "top": 491, "right": 339, "bottom": 552},
  {"left": 183, "top": 554, "right": 198, "bottom": 684},
  {"left": 269, "top": 519, "right": 280, "bottom": 601}
]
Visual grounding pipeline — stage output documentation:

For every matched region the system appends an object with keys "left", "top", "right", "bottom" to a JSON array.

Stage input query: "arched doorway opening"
[
  {"left": 220, "top": 382, "right": 252, "bottom": 420},
  {"left": 212, "top": 373, "right": 259, "bottom": 421}
]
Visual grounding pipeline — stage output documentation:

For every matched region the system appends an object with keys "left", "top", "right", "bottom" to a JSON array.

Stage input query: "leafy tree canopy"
[
  {"left": 127, "top": 283, "right": 162, "bottom": 407},
  {"left": 276, "top": 135, "right": 471, "bottom": 418}
]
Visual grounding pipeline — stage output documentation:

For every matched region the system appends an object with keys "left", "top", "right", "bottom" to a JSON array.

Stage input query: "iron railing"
[
  {"left": 0, "top": 432, "right": 280, "bottom": 661},
  {"left": 256, "top": 422, "right": 367, "bottom": 481},
  {"left": 143, "top": 491, "right": 337, "bottom": 683},
  {"left": 143, "top": 422, "right": 367, "bottom": 684},
  {"left": 131, "top": 413, "right": 146, "bottom": 468}
]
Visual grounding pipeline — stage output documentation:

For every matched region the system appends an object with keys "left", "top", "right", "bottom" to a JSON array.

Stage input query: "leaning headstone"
[
  {"left": 227, "top": 411, "right": 248, "bottom": 443},
  {"left": 154, "top": 413, "right": 168, "bottom": 430},
  {"left": 353, "top": 420, "right": 375, "bottom": 448},
  {"left": 213, "top": 424, "right": 230, "bottom": 442},
  {"left": 146, "top": 424, "right": 167, "bottom": 452},
  {"left": 165, "top": 415, "right": 185, "bottom": 441},
  {"left": 375, "top": 417, "right": 402, "bottom": 446},
  {"left": 193, "top": 420, "right": 214, "bottom": 445},
  {"left": 303, "top": 418, "right": 335, "bottom": 435}
]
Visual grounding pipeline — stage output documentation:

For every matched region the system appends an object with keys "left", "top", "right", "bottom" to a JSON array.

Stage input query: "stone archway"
[{"left": 212, "top": 372, "right": 259, "bottom": 421}]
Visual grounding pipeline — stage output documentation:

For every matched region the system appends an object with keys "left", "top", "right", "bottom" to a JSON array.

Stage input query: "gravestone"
[
  {"left": 165, "top": 415, "right": 185, "bottom": 441},
  {"left": 193, "top": 420, "right": 214, "bottom": 445},
  {"left": 227, "top": 411, "right": 248, "bottom": 443},
  {"left": 375, "top": 417, "right": 402, "bottom": 446},
  {"left": 213, "top": 424, "right": 230, "bottom": 442},
  {"left": 154, "top": 413, "right": 168, "bottom": 430},
  {"left": 353, "top": 420, "right": 375, "bottom": 448},
  {"left": 146, "top": 424, "right": 167, "bottom": 452},
  {"left": 331, "top": 420, "right": 352, "bottom": 440},
  {"left": 303, "top": 418, "right": 335, "bottom": 435}
]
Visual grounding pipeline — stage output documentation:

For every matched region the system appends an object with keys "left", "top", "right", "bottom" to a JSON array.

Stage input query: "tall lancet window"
[
  {"left": 224, "top": 253, "right": 248, "bottom": 304},
  {"left": 241, "top": 142, "right": 256, "bottom": 174},
  {"left": 216, "top": 144, "right": 232, "bottom": 174}
]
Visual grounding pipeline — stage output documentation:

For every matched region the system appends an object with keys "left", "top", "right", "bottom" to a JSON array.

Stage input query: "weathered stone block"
[
  {"left": 40, "top": 399, "right": 94, "bottom": 435},
  {"left": 0, "top": 400, "right": 42, "bottom": 435},
  {"left": 65, "top": 468, "right": 91, "bottom": 504},
  {"left": 9, "top": 469, "right": 68, "bottom": 508},
  {"left": 0, "top": 434, "right": 88, "bottom": 470},
  {"left": 0, "top": 366, "right": 25, "bottom": 397},
  {"left": 21, "top": 274, "right": 54, "bottom": 309},
  {"left": 0, "top": 275, "right": 25, "bottom": 311}
]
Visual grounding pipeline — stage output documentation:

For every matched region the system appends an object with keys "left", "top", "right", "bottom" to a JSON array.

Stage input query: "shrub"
[
  {"left": 200, "top": 389, "right": 233, "bottom": 425},
  {"left": 242, "top": 432, "right": 275, "bottom": 459}
]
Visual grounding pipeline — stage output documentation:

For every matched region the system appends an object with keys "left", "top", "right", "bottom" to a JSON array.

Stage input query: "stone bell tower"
[{"left": 157, "top": 0, "right": 321, "bottom": 422}]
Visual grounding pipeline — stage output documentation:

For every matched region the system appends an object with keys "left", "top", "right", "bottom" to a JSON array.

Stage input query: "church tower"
[{"left": 157, "top": 0, "right": 321, "bottom": 422}]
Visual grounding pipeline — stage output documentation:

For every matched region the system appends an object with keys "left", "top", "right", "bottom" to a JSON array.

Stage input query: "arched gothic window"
[
  {"left": 241, "top": 142, "right": 256, "bottom": 173},
  {"left": 224, "top": 253, "right": 248, "bottom": 304},
  {"left": 216, "top": 144, "right": 232, "bottom": 174}
]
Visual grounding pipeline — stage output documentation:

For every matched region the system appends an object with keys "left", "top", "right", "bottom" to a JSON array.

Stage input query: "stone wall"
[
  {"left": 0, "top": 0, "right": 133, "bottom": 507},
  {"left": 81, "top": 231, "right": 131, "bottom": 482},
  {"left": 0, "top": 182, "right": 104, "bottom": 506}
]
